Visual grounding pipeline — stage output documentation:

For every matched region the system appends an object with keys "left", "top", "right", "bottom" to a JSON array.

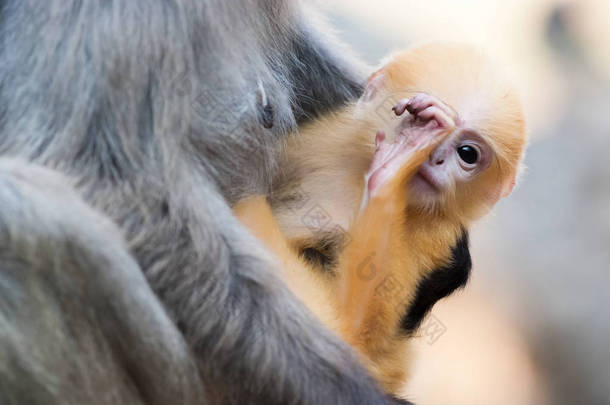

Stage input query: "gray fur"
[
  {"left": 0, "top": 1, "right": 397, "bottom": 404},
  {"left": 0, "top": 160, "right": 205, "bottom": 405}
]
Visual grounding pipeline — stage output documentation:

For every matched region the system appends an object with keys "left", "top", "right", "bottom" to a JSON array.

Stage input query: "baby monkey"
[{"left": 234, "top": 43, "right": 527, "bottom": 394}]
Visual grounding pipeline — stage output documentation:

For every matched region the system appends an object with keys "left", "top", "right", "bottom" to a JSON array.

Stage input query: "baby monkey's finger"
[
  {"left": 392, "top": 98, "right": 410, "bottom": 116},
  {"left": 407, "top": 93, "right": 456, "bottom": 121},
  {"left": 417, "top": 106, "right": 456, "bottom": 130}
]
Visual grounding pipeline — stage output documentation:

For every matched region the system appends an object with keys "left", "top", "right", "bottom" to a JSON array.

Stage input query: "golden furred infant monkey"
[{"left": 234, "top": 43, "right": 527, "bottom": 395}]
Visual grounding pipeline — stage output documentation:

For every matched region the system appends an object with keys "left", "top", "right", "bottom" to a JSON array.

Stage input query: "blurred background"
[{"left": 320, "top": 1, "right": 610, "bottom": 404}]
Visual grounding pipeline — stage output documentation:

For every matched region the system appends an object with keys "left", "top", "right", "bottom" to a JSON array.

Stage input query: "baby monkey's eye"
[{"left": 457, "top": 145, "right": 479, "bottom": 165}]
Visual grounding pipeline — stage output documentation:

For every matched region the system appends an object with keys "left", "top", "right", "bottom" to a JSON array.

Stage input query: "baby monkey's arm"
[{"left": 335, "top": 94, "right": 456, "bottom": 385}]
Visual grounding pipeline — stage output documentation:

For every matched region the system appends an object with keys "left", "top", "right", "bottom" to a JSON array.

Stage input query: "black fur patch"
[
  {"left": 297, "top": 228, "right": 350, "bottom": 275},
  {"left": 390, "top": 397, "right": 415, "bottom": 405},
  {"left": 299, "top": 246, "right": 335, "bottom": 269},
  {"left": 399, "top": 230, "right": 471, "bottom": 334},
  {"left": 287, "top": 34, "right": 363, "bottom": 123}
]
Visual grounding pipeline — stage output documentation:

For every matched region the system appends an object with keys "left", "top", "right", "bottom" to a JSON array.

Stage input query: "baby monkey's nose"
[{"left": 429, "top": 149, "right": 447, "bottom": 166}]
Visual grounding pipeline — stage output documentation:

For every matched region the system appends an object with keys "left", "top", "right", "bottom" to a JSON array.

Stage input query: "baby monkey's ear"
[
  {"left": 501, "top": 176, "right": 516, "bottom": 199},
  {"left": 487, "top": 175, "right": 516, "bottom": 210},
  {"left": 354, "top": 68, "right": 388, "bottom": 120},
  {"left": 360, "top": 68, "right": 387, "bottom": 103}
]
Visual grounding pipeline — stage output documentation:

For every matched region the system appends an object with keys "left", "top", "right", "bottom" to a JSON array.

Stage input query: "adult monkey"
[{"left": 0, "top": 1, "right": 406, "bottom": 404}]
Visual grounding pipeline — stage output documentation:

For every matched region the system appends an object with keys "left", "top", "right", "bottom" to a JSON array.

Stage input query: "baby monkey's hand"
[
  {"left": 392, "top": 93, "right": 457, "bottom": 129},
  {"left": 365, "top": 93, "right": 457, "bottom": 200}
]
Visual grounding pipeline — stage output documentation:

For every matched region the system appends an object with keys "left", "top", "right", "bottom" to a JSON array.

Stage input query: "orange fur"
[
  {"left": 234, "top": 43, "right": 527, "bottom": 394},
  {"left": 233, "top": 196, "right": 339, "bottom": 331}
]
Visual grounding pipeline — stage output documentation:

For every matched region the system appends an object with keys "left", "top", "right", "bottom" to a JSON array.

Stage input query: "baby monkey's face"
[
  {"left": 411, "top": 128, "right": 494, "bottom": 198},
  {"left": 360, "top": 43, "right": 527, "bottom": 220},
  {"left": 396, "top": 94, "right": 493, "bottom": 209},
  {"left": 388, "top": 92, "right": 522, "bottom": 221}
]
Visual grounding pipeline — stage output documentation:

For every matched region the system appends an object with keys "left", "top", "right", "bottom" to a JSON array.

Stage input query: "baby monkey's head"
[{"left": 358, "top": 43, "right": 527, "bottom": 222}]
